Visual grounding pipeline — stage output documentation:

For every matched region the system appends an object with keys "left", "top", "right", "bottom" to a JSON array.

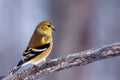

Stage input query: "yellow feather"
[
  {"left": 41, "top": 37, "right": 51, "bottom": 45},
  {"left": 10, "top": 20, "right": 55, "bottom": 74}
]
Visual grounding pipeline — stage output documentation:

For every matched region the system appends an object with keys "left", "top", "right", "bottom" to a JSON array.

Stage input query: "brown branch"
[{"left": 2, "top": 42, "right": 120, "bottom": 80}]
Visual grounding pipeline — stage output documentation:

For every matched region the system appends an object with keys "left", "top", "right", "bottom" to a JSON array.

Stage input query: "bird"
[{"left": 10, "top": 20, "right": 55, "bottom": 75}]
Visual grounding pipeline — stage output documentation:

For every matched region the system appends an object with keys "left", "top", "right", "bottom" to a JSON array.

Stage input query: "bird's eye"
[{"left": 47, "top": 25, "right": 51, "bottom": 27}]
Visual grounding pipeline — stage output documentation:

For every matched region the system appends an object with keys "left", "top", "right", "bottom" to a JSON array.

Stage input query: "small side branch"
[{"left": 2, "top": 42, "right": 120, "bottom": 80}]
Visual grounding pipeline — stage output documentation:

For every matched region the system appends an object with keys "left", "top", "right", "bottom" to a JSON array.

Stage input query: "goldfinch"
[{"left": 10, "top": 20, "right": 55, "bottom": 74}]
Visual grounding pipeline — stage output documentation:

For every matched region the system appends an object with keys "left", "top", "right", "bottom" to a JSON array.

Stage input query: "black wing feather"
[{"left": 17, "top": 43, "right": 50, "bottom": 66}]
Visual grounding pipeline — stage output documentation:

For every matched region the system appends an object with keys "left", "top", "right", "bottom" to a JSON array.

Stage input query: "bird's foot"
[
  {"left": 33, "top": 65, "right": 39, "bottom": 71},
  {"left": 33, "top": 65, "right": 38, "bottom": 67}
]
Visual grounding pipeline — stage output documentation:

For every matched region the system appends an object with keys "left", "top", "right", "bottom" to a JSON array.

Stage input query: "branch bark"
[{"left": 2, "top": 42, "right": 120, "bottom": 80}]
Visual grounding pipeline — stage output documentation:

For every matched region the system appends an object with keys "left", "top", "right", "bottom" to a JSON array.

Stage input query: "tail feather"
[{"left": 10, "top": 66, "right": 21, "bottom": 75}]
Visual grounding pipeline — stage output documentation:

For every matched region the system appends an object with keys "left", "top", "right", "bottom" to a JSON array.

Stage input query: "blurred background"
[{"left": 0, "top": 0, "right": 120, "bottom": 80}]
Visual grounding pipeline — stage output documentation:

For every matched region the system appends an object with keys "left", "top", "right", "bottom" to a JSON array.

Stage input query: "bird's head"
[{"left": 36, "top": 21, "right": 55, "bottom": 36}]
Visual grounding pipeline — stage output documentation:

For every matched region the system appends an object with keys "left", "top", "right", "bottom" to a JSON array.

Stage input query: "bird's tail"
[{"left": 9, "top": 66, "right": 21, "bottom": 75}]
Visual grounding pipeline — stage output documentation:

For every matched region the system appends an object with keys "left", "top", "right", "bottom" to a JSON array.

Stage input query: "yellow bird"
[{"left": 10, "top": 21, "right": 55, "bottom": 74}]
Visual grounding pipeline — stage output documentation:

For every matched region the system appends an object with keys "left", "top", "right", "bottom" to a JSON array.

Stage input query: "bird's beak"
[{"left": 52, "top": 28, "right": 56, "bottom": 31}]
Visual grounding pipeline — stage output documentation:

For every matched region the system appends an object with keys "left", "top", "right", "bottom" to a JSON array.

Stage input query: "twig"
[{"left": 1, "top": 42, "right": 120, "bottom": 80}]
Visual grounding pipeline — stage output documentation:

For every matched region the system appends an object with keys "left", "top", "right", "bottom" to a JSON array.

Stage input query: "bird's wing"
[{"left": 17, "top": 43, "right": 50, "bottom": 66}]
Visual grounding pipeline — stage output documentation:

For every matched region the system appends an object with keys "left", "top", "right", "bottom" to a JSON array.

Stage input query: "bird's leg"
[
  {"left": 33, "top": 65, "right": 39, "bottom": 71},
  {"left": 33, "top": 65, "right": 38, "bottom": 68}
]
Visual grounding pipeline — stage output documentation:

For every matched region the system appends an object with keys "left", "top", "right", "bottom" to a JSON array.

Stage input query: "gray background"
[{"left": 0, "top": 0, "right": 120, "bottom": 80}]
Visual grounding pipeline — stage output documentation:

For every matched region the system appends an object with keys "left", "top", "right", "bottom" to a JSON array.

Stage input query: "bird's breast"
[
  {"left": 41, "top": 36, "right": 51, "bottom": 45},
  {"left": 30, "top": 42, "right": 53, "bottom": 65}
]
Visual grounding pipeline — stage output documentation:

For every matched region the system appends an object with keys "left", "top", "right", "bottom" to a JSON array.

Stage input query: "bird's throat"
[{"left": 43, "top": 29, "right": 52, "bottom": 36}]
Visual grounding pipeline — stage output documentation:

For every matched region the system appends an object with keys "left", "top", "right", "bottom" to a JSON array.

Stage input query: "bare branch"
[{"left": 2, "top": 42, "right": 120, "bottom": 80}]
